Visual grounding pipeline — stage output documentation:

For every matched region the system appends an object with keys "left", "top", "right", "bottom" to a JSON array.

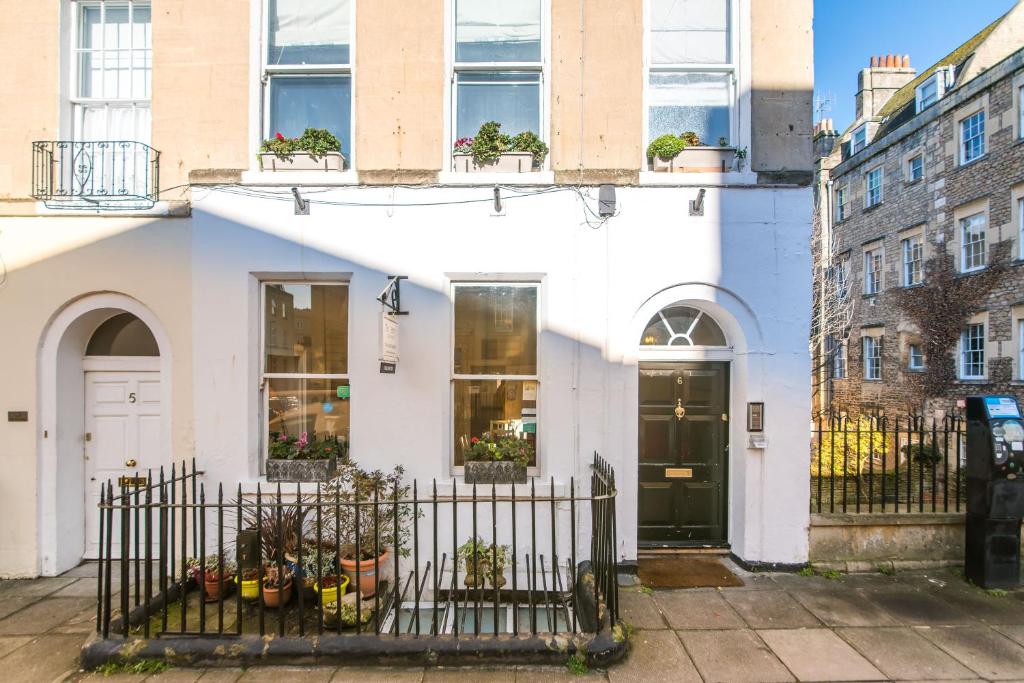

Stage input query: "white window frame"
[
  {"left": 260, "top": 0, "right": 356, "bottom": 164},
  {"left": 864, "top": 246, "right": 882, "bottom": 295},
  {"left": 865, "top": 166, "right": 883, "bottom": 208},
  {"left": 259, "top": 280, "right": 351, "bottom": 469},
  {"left": 960, "top": 213, "right": 987, "bottom": 273},
  {"left": 642, "top": 0, "right": 740, "bottom": 165},
  {"left": 863, "top": 336, "right": 882, "bottom": 381},
  {"left": 449, "top": 0, "right": 549, "bottom": 171},
  {"left": 959, "top": 323, "right": 986, "bottom": 380},
  {"left": 828, "top": 336, "right": 846, "bottom": 380},
  {"left": 907, "top": 154, "right": 923, "bottom": 182},
  {"left": 908, "top": 343, "right": 924, "bottom": 371},
  {"left": 1019, "top": 83, "right": 1024, "bottom": 140},
  {"left": 901, "top": 234, "right": 923, "bottom": 287},
  {"left": 450, "top": 281, "right": 541, "bottom": 473},
  {"left": 69, "top": 0, "right": 152, "bottom": 142},
  {"left": 835, "top": 186, "right": 849, "bottom": 222},
  {"left": 1019, "top": 319, "right": 1024, "bottom": 380},
  {"left": 1019, "top": 197, "right": 1024, "bottom": 260},
  {"left": 960, "top": 110, "right": 985, "bottom": 165},
  {"left": 850, "top": 124, "right": 867, "bottom": 155},
  {"left": 914, "top": 71, "right": 947, "bottom": 113}
]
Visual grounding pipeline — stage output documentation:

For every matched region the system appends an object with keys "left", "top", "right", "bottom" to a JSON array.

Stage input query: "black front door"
[{"left": 638, "top": 362, "right": 729, "bottom": 546}]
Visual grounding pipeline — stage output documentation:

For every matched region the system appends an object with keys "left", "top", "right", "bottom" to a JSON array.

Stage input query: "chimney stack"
[
  {"left": 813, "top": 118, "right": 839, "bottom": 159},
  {"left": 856, "top": 54, "right": 917, "bottom": 120}
]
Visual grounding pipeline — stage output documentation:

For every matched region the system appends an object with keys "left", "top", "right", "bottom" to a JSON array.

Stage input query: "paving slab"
[
  {"left": 196, "top": 668, "right": 245, "bottom": 682},
  {"left": 923, "top": 581, "right": 1024, "bottom": 625},
  {"left": 722, "top": 590, "right": 821, "bottom": 629},
  {"left": 789, "top": 588, "right": 899, "bottom": 627},
  {"left": 0, "top": 596, "right": 96, "bottom": 635},
  {"left": 837, "top": 627, "right": 978, "bottom": 681},
  {"left": 0, "top": 577, "right": 79, "bottom": 598},
  {"left": 916, "top": 625, "right": 1024, "bottom": 680},
  {"left": 676, "top": 629, "right": 794, "bottom": 682},
  {"left": 515, "top": 666, "right": 606, "bottom": 681},
  {"left": 143, "top": 669, "right": 206, "bottom": 682},
  {"left": 993, "top": 625, "right": 1024, "bottom": 647},
  {"left": 238, "top": 667, "right": 337, "bottom": 682},
  {"left": 52, "top": 578, "right": 106, "bottom": 598},
  {"left": 331, "top": 667, "right": 425, "bottom": 682},
  {"left": 618, "top": 591, "right": 666, "bottom": 630},
  {"left": 769, "top": 573, "right": 849, "bottom": 592},
  {"left": 0, "top": 633, "right": 88, "bottom": 682},
  {"left": 0, "top": 634, "right": 32, "bottom": 659},
  {"left": 423, "top": 669, "right": 515, "bottom": 682},
  {"left": 758, "top": 628, "right": 886, "bottom": 682},
  {"left": 715, "top": 573, "right": 782, "bottom": 592},
  {"left": 860, "top": 587, "right": 977, "bottom": 626},
  {"left": 52, "top": 603, "right": 100, "bottom": 634},
  {"left": 0, "top": 596, "right": 41, "bottom": 621},
  {"left": 650, "top": 591, "right": 745, "bottom": 630},
  {"left": 607, "top": 630, "right": 700, "bottom": 683}
]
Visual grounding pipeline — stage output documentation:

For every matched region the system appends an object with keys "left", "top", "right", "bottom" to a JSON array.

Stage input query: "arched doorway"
[
  {"left": 637, "top": 305, "right": 731, "bottom": 547},
  {"left": 38, "top": 294, "right": 171, "bottom": 576}
]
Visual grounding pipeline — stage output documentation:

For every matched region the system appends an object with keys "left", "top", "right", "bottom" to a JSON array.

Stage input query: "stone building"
[{"left": 812, "top": 5, "right": 1024, "bottom": 418}]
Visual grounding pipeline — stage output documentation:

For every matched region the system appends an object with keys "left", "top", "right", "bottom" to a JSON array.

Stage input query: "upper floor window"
[
  {"left": 960, "top": 213, "right": 986, "bottom": 272},
  {"left": 959, "top": 323, "right": 985, "bottom": 379},
  {"left": 835, "top": 186, "right": 849, "bottom": 222},
  {"left": 827, "top": 336, "right": 846, "bottom": 380},
  {"left": 647, "top": 0, "right": 735, "bottom": 149},
  {"left": 864, "top": 245, "right": 882, "bottom": 295},
  {"left": 452, "top": 283, "right": 539, "bottom": 467},
  {"left": 901, "top": 234, "right": 923, "bottom": 287},
  {"left": 850, "top": 125, "right": 867, "bottom": 155},
  {"left": 265, "top": 0, "right": 353, "bottom": 161},
  {"left": 915, "top": 70, "right": 950, "bottom": 113},
  {"left": 908, "top": 343, "right": 924, "bottom": 371},
  {"left": 866, "top": 167, "right": 883, "bottom": 208},
  {"left": 863, "top": 335, "right": 882, "bottom": 380},
  {"left": 453, "top": 1, "right": 544, "bottom": 146},
  {"left": 73, "top": 0, "right": 152, "bottom": 143},
  {"left": 1019, "top": 84, "right": 1024, "bottom": 139},
  {"left": 907, "top": 154, "right": 923, "bottom": 182},
  {"left": 960, "top": 110, "right": 985, "bottom": 164}
]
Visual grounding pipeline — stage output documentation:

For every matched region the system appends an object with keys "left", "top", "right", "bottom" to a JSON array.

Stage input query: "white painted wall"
[{"left": 0, "top": 182, "right": 811, "bottom": 576}]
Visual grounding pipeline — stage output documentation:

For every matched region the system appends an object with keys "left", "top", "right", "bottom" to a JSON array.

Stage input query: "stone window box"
[
  {"left": 266, "top": 454, "right": 338, "bottom": 483},
  {"left": 464, "top": 461, "right": 528, "bottom": 485},
  {"left": 453, "top": 152, "right": 536, "bottom": 173},
  {"left": 652, "top": 147, "right": 736, "bottom": 173},
  {"left": 259, "top": 152, "right": 346, "bottom": 172}
]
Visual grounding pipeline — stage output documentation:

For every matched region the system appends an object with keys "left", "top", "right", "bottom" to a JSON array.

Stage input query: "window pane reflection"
[
  {"left": 454, "top": 285, "right": 537, "bottom": 375},
  {"left": 453, "top": 380, "right": 537, "bottom": 466},
  {"left": 267, "top": 378, "right": 349, "bottom": 443},
  {"left": 265, "top": 284, "right": 348, "bottom": 374}
]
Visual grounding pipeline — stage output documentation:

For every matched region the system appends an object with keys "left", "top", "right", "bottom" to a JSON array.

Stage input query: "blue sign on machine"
[{"left": 984, "top": 396, "right": 1021, "bottom": 419}]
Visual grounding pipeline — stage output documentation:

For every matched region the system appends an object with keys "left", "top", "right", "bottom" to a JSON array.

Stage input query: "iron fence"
[
  {"left": 95, "top": 454, "right": 618, "bottom": 643},
  {"left": 32, "top": 140, "right": 159, "bottom": 208},
  {"left": 812, "top": 415, "right": 966, "bottom": 514}
]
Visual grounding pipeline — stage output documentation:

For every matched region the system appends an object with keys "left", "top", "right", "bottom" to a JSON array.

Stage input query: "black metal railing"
[
  {"left": 32, "top": 140, "right": 160, "bottom": 208},
  {"left": 812, "top": 415, "right": 966, "bottom": 514},
  {"left": 95, "top": 454, "right": 618, "bottom": 643}
]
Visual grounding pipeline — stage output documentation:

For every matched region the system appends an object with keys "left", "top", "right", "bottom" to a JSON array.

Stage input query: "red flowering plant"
[
  {"left": 464, "top": 432, "right": 533, "bottom": 467},
  {"left": 453, "top": 137, "right": 474, "bottom": 155},
  {"left": 268, "top": 431, "right": 343, "bottom": 461},
  {"left": 260, "top": 127, "right": 341, "bottom": 160}
]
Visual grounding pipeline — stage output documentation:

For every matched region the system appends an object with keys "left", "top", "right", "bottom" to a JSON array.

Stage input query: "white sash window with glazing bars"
[
  {"left": 961, "top": 110, "right": 985, "bottom": 164},
  {"left": 959, "top": 324, "right": 985, "bottom": 379},
  {"left": 960, "top": 213, "right": 987, "bottom": 272}
]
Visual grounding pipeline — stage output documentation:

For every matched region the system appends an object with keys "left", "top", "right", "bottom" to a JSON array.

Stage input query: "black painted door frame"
[{"left": 637, "top": 361, "right": 729, "bottom": 547}]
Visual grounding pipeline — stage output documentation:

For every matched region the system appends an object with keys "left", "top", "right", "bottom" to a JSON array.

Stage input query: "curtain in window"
[
  {"left": 650, "top": 0, "right": 729, "bottom": 64},
  {"left": 269, "top": 0, "right": 351, "bottom": 64},
  {"left": 456, "top": 0, "right": 541, "bottom": 62}
]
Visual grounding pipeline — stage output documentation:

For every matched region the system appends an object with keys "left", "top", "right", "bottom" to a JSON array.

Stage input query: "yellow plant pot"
[
  {"left": 314, "top": 575, "right": 349, "bottom": 604},
  {"left": 236, "top": 575, "right": 260, "bottom": 601}
]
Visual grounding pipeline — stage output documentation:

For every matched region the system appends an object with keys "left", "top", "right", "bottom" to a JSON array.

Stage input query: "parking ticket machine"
[{"left": 965, "top": 396, "right": 1024, "bottom": 588}]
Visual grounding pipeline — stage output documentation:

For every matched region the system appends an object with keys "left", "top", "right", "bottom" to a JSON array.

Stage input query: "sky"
[{"left": 813, "top": 0, "right": 1018, "bottom": 131}]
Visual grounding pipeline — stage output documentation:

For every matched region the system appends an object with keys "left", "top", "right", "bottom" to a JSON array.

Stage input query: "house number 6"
[
  {"left": 676, "top": 377, "right": 684, "bottom": 385},
  {"left": 128, "top": 392, "right": 137, "bottom": 404}
]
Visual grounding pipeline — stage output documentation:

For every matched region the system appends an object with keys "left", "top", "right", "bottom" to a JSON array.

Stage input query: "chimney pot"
[
  {"left": 887, "top": 54, "right": 895, "bottom": 67},
  {"left": 871, "top": 56, "right": 879, "bottom": 67},
  {"left": 903, "top": 54, "right": 910, "bottom": 68}
]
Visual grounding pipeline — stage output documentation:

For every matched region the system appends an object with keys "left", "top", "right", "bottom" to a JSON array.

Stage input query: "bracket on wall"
[
  {"left": 689, "top": 188, "right": 706, "bottom": 217},
  {"left": 378, "top": 275, "right": 410, "bottom": 316},
  {"left": 291, "top": 187, "right": 309, "bottom": 215}
]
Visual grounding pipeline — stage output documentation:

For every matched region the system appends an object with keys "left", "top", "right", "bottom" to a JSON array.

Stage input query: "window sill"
[
  {"left": 957, "top": 154, "right": 988, "bottom": 169},
  {"left": 33, "top": 200, "right": 189, "bottom": 218},
  {"left": 863, "top": 201, "right": 883, "bottom": 213},
  {"left": 438, "top": 171, "right": 555, "bottom": 186},
  {"left": 902, "top": 283, "right": 925, "bottom": 290},
  {"left": 955, "top": 378, "right": 990, "bottom": 384},
  {"left": 240, "top": 169, "right": 359, "bottom": 186},
  {"left": 905, "top": 178, "right": 924, "bottom": 186},
  {"left": 638, "top": 170, "right": 759, "bottom": 186}
]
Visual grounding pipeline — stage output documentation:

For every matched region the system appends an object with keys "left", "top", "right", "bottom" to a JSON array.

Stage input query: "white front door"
[{"left": 84, "top": 371, "right": 162, "bottom": 558}]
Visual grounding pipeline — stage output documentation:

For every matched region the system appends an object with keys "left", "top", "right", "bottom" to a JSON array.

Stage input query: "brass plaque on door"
[
  {"left": 118, "top": 476, "right": 148, "bottom": 488},
  {"left": 665, "top": 468, "right": 693, "bottom": 479}
]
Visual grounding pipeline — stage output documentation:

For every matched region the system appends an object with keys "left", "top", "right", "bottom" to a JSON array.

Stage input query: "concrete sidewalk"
[{"left": 0, "top": 563, "right": 1022, "bottom": 682}]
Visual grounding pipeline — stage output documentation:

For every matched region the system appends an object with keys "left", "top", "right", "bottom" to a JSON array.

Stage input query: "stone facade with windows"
[{"left": 812, "top": 6, "right": 1024, "bottom": 417}]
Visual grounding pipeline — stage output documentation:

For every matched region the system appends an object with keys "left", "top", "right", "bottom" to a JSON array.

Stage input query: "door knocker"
[{"left": 674, "top": 399, "right": 686, "bottom": 421}]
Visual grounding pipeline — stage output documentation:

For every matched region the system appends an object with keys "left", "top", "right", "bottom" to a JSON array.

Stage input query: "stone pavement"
[{"left": 0, "top": 562, "right": 1023, "bottom": 682}]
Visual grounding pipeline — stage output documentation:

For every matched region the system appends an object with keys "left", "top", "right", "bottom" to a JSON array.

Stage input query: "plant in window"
[
  {"left": 680, "top": 131, "right": 702, "bottom": 147},
  {"left": 510, "top": 131, "right": 549, "bottom": 166},
  {"left": 646, "top": 134, "right": 686, "bottom": 162},
  {"left": 718, "top": 137, "right": 729, "bottom": 147},
  {"left": 453, "top": 137, "right": 474, "bottom": 155},
  {"left": 470, "top": 121, "right": 513, "bottom": 162},
  {"left": 454, "top": 122, "right": 547, "bottom": 172},
  {"left": 266, "top": 431, "right": 343, "bottom": 483},
  {"left": 464, "top": 433, "right": 533, "bottom": 466},
  {"left": 259, "top": 128, "right": 344, "bottom": 171}
]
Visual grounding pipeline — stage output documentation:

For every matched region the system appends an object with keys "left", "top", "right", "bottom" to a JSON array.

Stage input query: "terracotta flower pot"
[
  {"left": 262, "top": 579, "right": 293, "bottom": 608},
  {"left": 340, "top": 551, "right": 390, "bottom": 597},
  {"left": 203, "top": 571, "right": 234, "bottom": 602}
]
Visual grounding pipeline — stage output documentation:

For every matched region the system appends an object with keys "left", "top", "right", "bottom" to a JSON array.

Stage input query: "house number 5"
[{"left": 128, "top": 392, "right": 137, "bottom": 404}]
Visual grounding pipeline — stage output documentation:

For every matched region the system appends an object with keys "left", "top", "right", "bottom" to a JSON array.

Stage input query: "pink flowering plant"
[
  {"left": 453, "top": 137, "right": 474, "bottom": 155},
  {"left": 464, "top": 432, "right": 533, "bottom": 467},
  {"left": 268, "top": 431, "right": 341, "bottom": 461},
  {"left": 260, "top": 127, "right": 341, "bottom": 160}
]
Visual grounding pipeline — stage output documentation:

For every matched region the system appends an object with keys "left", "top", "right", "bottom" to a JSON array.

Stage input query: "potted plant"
[
  {"left": 647, "top": 134, "right": 686, "bottom": 172},
  {"left": 259, "top": 127, "right": 345, "bottom": 171},
  {"left": 261, "top": 564, "right": 293, "bottom": 608},
  {"left": 458, "top": 536, "right": 509, "bottom": 589},
  {"left": 202, "top": 554, "right": 237, "bottom": 602},
  {"left": 734, "top": 146, "right": 748, "bottom": 171},
  {"left": 314, "top": 574, "right": 350, "bottom": 605},
  {"left": 452, "top": 121, "right": 548, "bottom": 173},
  {"left": 320, "top": 462, "right": 416, "bottom": 597},
  {"left": 236, "top": 567, "right": 261, "bottom": 601},
  {"left": 323, "top": 592, "right": 374, "bottom": 628},
  {"left": 463, "top": 433, "right": 533, "bottom": 484},
  {"left": 649, "top": 131, "right": 736, "bottom": 172},
  {"left": 266, "top": 431, "right": 343, "bottom": 482}
]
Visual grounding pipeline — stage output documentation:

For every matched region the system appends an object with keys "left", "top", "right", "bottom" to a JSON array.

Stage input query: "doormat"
[{"left": 638, "top": 557, "right": 744, "bottom": 589}]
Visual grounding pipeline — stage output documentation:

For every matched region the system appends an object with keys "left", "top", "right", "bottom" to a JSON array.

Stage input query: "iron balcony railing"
[
  {"left": 812, "top": 414, "right": 966, "bottom": 514},
  {"left": 93, "top": 455, "right": 618, "bottom": 644},
  {"left": 32, "top": 140, "right": 160, "bottom": 208}
]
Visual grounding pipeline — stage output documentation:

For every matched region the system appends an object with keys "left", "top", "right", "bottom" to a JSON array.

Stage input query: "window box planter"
[
  {"left": 259, "top": 151, "right": 346, "bottom": 172},
  {"left": 464, "top": 460, "right": 528, "bottom": 485},
  {"left": 266, "top": 453, "right": 338, "bottom": 482},
  {"left": 453, "top": 152, "right": 535, "bottom": 173},
  {"left": 652, "top": 147, "right": 737, "bottom": 173}
]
